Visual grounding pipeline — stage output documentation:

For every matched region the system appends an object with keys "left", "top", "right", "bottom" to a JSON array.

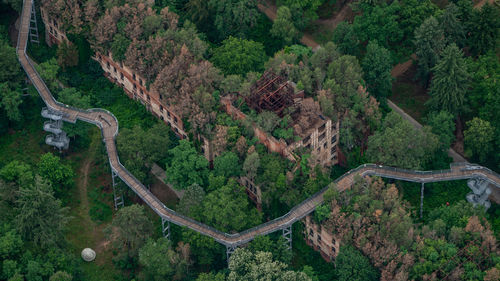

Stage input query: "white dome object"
[{"left": 81, "top": 248, "right": 96, "bottom": 262}]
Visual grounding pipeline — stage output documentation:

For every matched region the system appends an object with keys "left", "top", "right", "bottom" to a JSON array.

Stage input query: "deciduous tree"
[
  {"left": 228, "top": 248, "right": 311, "bottom": 281},
  {"left": 212, "top": 37, "right": 267, "bottom": 76},
  {"left": 139, "top": 238, "right": 191, "bottom": 281},
  {"left": 366, "top": 112, "right": 439, "bottom": 169},
  {"left": 37, "top": 153, "right": 74, "bottom": 195},
  {"left": 271, "top": 6, "right": 300, "bottom": 45},
  {"left": 464, "top": 117, "right": 494, "bottom": 163},
  {"left": 165, "top": 140, "right": 209, "bottom": 189},
  {"left": 336, "top": 245, "right": 379, "bottom": 281},
  {"left": 105, "top": 204, "right": 153, "bottom": 261},
  {"left": 332, "top": 22, "right": 359, "bottom": 56}
]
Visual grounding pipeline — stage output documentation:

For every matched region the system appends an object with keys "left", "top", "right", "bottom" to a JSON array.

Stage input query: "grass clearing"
[
  {"left": 65, "top": 130, "right": 120, "bottom": 281},
  {"left": 395, "top": 180, "right": 470, "bottom": 220}
]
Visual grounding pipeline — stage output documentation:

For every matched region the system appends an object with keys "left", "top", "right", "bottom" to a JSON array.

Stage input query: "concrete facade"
[
  {"left": 238, "top": 176, "right": 262, "bottom": 210},
  {"left": 303, "top": 214, "right": 340, "bottom": 262},
  {"left": 94, "top": 52, "right": 187, "bottom": 139},
  {"left": 39, "top": 7, "right": 68, "bottom": 46}
]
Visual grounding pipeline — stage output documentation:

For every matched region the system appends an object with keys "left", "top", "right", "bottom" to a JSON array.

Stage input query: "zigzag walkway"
[{"left": 17, "top": 0, "right": 500, "bottom": 249}]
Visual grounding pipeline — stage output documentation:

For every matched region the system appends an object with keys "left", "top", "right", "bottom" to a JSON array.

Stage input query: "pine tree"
[
  {"left": 440, "top": 3, "right": 466, "bottom": 47},
  {"left": 427, "top": 44, "right": 469, "bottom": 116},
  {"left": 361, "top": 40, "right": 392, "bottom": 101},
  {"left": 414, "top": 16, "right": 445, "bottom": 87}
]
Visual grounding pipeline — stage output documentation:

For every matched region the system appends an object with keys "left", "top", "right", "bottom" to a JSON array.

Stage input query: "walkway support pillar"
[
  {"left": 420, "top": 182, "right": 424, "bottom": 219},
  {"left": 29, "top": 1, "right": 39, "bottom": 44},
  {"left": 282, "top": 225, "right": 292, "bottom": 250},
  {"left": 111, "top": 169, "right": 124, "bottom": 210},
  {"left": 161, "top": 217, "right": 171, "bottom": 240},
  {"left": 226, "top": 245, "right": 237, "bottom": 263}
]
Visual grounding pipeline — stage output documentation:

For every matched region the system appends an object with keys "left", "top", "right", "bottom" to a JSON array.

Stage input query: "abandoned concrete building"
[
  {"left": 222, "top": 71, "right": 340, "bottom": 168},
  {"left": 303, "top": 214, "right": 340, "bottom": 262},
  {"left": 40, "top": 6, "right": 68, "bottom": 46},
  {"left": 94, "top": 52, "right": 189, "bottom": 139}
]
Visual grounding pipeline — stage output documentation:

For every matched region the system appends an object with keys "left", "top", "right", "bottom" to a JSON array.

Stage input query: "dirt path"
[
  {"left": 315, "top": 4, "right": 352, "bottom": 30},
  {"left": 78, "top": 158, "right": 92, "bottom": 220}
]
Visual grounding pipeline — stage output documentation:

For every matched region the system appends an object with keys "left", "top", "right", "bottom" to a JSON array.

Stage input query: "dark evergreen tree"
[
  {"left": 427, "top": 44, "right": 469, "bottom": 116},
  {"left": 414, "top": 16, "right": 445, "bottom": 87},
  {"left": 361, "top": 41, "right": 392, "bottom": 101}
]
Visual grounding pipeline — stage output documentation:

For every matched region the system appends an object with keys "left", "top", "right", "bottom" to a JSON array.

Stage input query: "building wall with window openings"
[
  {"left": 94, "top": 52, "right": 188, "bottom": 139},
  {"left": 303, "top": 215, "right": 340, "bottom": 262},
  {"left": 40, "top": 7, "right": 68, "bottom": 46}
]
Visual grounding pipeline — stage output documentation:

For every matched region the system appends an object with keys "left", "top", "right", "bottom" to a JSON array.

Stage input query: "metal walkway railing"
[{"left": 16, "top": 0, "right": 500, "bottom": 248}]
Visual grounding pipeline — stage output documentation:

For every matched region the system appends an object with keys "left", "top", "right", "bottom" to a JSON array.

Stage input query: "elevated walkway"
[{"left": 17, "top": 0, "right": 500, "bottom": 251}]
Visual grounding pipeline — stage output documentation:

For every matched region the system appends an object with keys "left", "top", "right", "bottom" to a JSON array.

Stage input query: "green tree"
[
  {"left": 361, "top": 41, "right": 392, "bottom": 100},
  {"left": 228, "top": 248, "right": 311, "bottom": 281},
  {"left": 35, "top": 58, "right": 60, "bottom": 92},
  {"left": 176, "top": 183, "right": 205, "bottom": 216},
  {"left": 213, "top": 151, "right": 241, "bottom": 178},
  {"left": 37, "top": 153, "right": 74, "bottom": 195},
  {"left": 0, "top": 160, "right": 33, "bottom": 186},
  {"left": 414, "top": 16, "right": 445, "bottom": 86},
  {"left": 196, "top": 272, "right": 226, "bottom": 281},
  {"left": 243, "top": 152, "right": 260, "bottom": 180},
  {"left": 425, "top": 111, "right": 455, "bottom": 150},
  {"left": 0, "top": 83, "right": 22, "bottom": 122},
  {"left": 0, "top": 225, "right": 23, "bottom": 260},
  {"left": 0, "top": 42, "right": 22, "bottom": 84},
  {"left": 117, "top": 124, "right": 171, "bottom": 185},
  {"left": 208, "top": 0, "right": 259, "bottom": 39},
  {"left": 466, "top": 4, "right": 500, "bottom": 56},
  {"left": 56, "top": 42, "right": 79, "bottom": 69},
  {"left": 353, "top": 2, "right": 403, "bottom": 50},
  {"left": 57, "top": 88, "right": 91, "bottom": 109},
  {"left": 181, "top": 230, "right": 222, "bottom": 266},
  {"left": 15, "top": 176, "right": 69, "bottom": 248},
  {"left": 366, "top": 112, "right": 439, "bottom": 169},
  {"left": 139, "top": 238, "right": 190, "bottom": 281},
  {"left": 427, "top": 44, "right": 469, "bottom": 116},
  {"left": 277, "top": 0, "right": 324, "bottom": 30},
  {"left": 271, "top": 6, "right": 300, "bottom": 45},
  {"left": 335, "top": 245, "right": 379, "bottom": 281},
  {"left": 212, "top": 37, "right": 267, "bottom": 76},
  {"left": 248, "top": 235, "right": 292, "bottom": 264},
  {"left": 440, "top": 3, "right": 466, "bottom": 46},
  {"left": 464, "top": 117, "right": 495, "bottom": 163},
  {"left": 48, "top": 271, "right": 72, "bottom": 281},
  {"left": 110, "top": 34, "right": 131, "bottom": 62},
  {"left": 165, "top": 140, "right": 209, "bottom": 190},
  {"left": 332, "top": 22, "right": 359, "bottom": 56},
  {"left": 201, "top": 179, "right": 261, "bottom": 232},
  {"left": 1, "top": 0, "right": 22, "bottom": 12},
  {"left": 105, "top": 204, "right": 153, "bottom": 262}
]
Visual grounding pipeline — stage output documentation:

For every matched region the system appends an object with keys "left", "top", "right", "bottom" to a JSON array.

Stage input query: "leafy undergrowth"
[
  {"left": 396, "top": 180, "right": 471, "bottom": 221},
  {"left": 390, "top": 64, "right": 430, "bottom": 124}
]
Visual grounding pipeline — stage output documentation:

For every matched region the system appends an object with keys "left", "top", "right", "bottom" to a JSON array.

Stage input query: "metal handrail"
[{"left": 16, "top": 0, "right": 500, "bottom": 248}]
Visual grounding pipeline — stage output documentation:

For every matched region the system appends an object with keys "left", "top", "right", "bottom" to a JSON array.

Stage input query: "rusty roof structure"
[{"left": 246, "top": 71, "right": 296, "bottom": 117}]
